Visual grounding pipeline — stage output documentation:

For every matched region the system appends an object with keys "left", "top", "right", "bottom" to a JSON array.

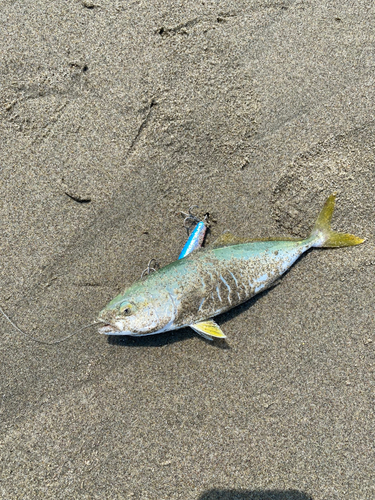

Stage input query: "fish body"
[{"left": 98, "top": 195, "right": 364, "bottom": 340}]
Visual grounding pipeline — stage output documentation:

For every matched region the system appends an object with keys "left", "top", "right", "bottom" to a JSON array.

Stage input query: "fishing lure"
[
  {"left": 140, "top": 207, "right": 208, "bottom": 280},
  {"left": 97, "top": 194, "right": 364, "bottom": 340},
  {"left": 179, "top": 207, "right": 209, "bottom": 259}
]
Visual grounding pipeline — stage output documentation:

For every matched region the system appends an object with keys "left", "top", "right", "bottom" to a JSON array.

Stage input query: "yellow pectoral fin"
[{"left": 191, "top": 320, "right": 227, "bottom": 340}]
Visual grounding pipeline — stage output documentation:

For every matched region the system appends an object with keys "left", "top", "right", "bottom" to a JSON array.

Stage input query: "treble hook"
[
  {"left": 141, "top": 258, "right": 160, "bottom": 279},
  {"left": 180, "top": 205, "right": 200, "bottom": 232},
  {"left": 180, "top": 206, "right": 210, "bottom": 235}
]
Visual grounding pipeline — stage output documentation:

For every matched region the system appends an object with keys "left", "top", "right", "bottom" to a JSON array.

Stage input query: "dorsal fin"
[
  {"left": 211, "top": 232, "right": 303, "bottom": 248},
  {"left": 210, "top": 233, "right": 249, "bottom": 248}
]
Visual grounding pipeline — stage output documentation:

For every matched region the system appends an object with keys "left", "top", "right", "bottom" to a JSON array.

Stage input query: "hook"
[
  {"left": 180, "top": 206, "right": 210, "bottom": 235},
  {"left": 141, "top": 258, "right": 160, "bottom": 279}
]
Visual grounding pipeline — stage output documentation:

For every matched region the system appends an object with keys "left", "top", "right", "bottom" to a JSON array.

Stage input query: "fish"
[{"left": 97, "top": 194, "right": 364, "bottom": 340}]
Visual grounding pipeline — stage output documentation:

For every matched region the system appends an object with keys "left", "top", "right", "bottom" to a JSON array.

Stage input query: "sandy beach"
[{"left": 0, "top": 1, "right": 374, "bottom": 499}]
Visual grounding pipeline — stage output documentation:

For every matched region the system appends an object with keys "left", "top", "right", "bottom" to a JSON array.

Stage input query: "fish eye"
[{"left": 119, "top": 303, "right": 132, "bottom": 315}]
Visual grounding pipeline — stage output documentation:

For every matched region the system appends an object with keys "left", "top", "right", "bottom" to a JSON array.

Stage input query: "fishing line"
[{"left": 0, "top": 304, "right": 99, "bottom": 345}]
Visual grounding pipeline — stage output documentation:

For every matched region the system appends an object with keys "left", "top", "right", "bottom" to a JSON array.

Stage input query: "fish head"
[{"left": 97, "top": 286, "right": 176, "bottom": 336}]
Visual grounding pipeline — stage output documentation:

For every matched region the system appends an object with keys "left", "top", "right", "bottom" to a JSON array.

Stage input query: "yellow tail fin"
[{"left": 312, "top": 194, "right": 365, "bottom": 248}]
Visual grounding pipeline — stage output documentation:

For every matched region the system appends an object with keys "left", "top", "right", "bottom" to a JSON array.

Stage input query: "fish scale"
[{"left": 166, "top": 238, "right": 314, "bottom": 328}]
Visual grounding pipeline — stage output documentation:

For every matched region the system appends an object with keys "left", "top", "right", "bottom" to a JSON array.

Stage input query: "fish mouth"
[
  {"left": 97, "top": 320, "right": 165, "bottom": 337},
  {"left": 97, "top": 319, "right": 130, "bottom": 336},
  {"left": 98, "top": 324, "right": 119, "bottom": 335}
]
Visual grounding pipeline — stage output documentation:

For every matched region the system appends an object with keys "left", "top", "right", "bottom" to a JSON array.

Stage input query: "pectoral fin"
[{"left": 190, "top": 319, "right": 226, "bottom": 340}]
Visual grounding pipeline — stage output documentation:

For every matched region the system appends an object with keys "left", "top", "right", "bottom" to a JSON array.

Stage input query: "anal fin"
[{"left": 190, "top": 319, "right": 226, "bottom": 340}]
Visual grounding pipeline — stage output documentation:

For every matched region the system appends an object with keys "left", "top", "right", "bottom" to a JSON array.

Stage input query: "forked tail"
[{"left": 311, "top": 193, "right": 365, "bottom": 248}]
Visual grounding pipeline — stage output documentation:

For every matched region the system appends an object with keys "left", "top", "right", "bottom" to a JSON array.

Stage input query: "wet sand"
[{"left": 0, "top": 1, "right": 374, "bottom": 499}]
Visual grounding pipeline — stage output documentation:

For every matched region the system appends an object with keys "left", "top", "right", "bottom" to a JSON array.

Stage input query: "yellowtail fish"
[{"left": 98, "top": 194, "right": 364, "bottom": 340}]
